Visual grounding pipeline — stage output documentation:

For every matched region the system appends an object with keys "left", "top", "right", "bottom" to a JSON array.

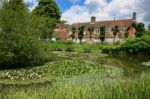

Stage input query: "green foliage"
[
  {"left": 131, "top": 22, "right": 145, "bottom": 37},
  {"left": 88, "top": 26, "right": 94, "bottom": 40},
  {"left": 102, "top": 35, "right": 150, "bottom": 56},
  {"left": 145, "top": 28, "right": 150, "bottom": 36},
  {"left": 42, "top": 40, "right": 105, "bottom": 53},
  {"left": 37, "top": 17, "right": 55, "bottom": 39},
  {"left": 124, "top": 31, "right": 128, "bottom": 38},
  {"left": 124, "top": 26, "right": 131, "bottom": 38},
  {"left": 0, "top": 71, "right": 150, "bottom": 99},
  {"left": 65, "top": 45, "right": 75, "bottom": 52},
  {"left": 71, "top": 26, "right": 76, "bottom": 39},
  {"left": 0, "top": 0, "right": 44, "bottom": 68},
  {"left": 83, "top": 48, "right": 91, "bottom": 53},
  {"left": 32, "top": 0, "right": 61, "bottom": 40},
  {"left": 33, "top": 0, "right": 61, "bottom": 20},
  {"left": 112, "top": 25, "right": 119, "bottom": 38},
  {"left": 136, "top": 23, "right": 145, "bottom": 37},
  {"left": 0, "top": 60, "right": 122, "bottom": 82},
  {"left": 99, "top": 25, "right": 106, "bottom": 43},
  {"left": 78, "top": 25, "right": 85, "bottom": 43},
  {"left": 112, "top": 25, "right": 119, "bottom": 44},
  {"left": 148, "top": 24, "right": 150, "bottom": 30}
]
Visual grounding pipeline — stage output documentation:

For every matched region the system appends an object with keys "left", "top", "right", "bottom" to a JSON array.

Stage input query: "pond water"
[
  {"left": 53, "top": 51, "right": 150, "bottom": 77},
  {"left": 96, "top": 56, "right": 150, "bottom": 77}
]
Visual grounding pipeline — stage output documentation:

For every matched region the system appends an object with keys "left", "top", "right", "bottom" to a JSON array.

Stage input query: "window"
[
  {"left": 94, "top": 29, "right": 100, "bottom": 34},
  {"left": 107, "top": 28, "right": 111, "bottom": 34}
]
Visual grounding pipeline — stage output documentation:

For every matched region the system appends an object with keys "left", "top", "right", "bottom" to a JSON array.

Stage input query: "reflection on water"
[{"left": 96, "top": 56, "right": 150, "bottom": 77}]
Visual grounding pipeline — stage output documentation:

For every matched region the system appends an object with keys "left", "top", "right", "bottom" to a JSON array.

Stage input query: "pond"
[
  {"left": 54, "top": 51, "right": 150, "bottom": 77},
  {"left": 0, "top": 51, "right": 150, "bottom": 90},
  {"left": 95, "top": 55, "right": 150, "bottom": 77}
]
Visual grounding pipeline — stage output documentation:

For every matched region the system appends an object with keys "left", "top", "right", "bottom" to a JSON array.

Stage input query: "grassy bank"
[
  {"left": 0, "top": 60, "right": 122, "bottom": 85},
  {"left": 41, "top": 40, "right": 114, "bottom": 53},
  {"left": 0, "top": 72, "right": 150, "bottom": 99},
  {"left": 0, "top": 41, "right": 150, "bottom": 99}
]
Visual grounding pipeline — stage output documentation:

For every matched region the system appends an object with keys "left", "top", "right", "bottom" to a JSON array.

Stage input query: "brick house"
[
  {"left": 128, "top": 27, "right": 136, "bottom": 38},
  {"left": 54, "top": 12, "right": 136, "bottom": 43},
  {"left": 54, "top": 23, "right": 70, "bottom": 40},
  {"left": 71, "top": 12, "right": 137, "bottom": 43}
]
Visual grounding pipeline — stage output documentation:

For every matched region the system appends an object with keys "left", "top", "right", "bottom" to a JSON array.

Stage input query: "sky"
[{"left": 1, "top": 0, "right": 150, "bottom": 25}]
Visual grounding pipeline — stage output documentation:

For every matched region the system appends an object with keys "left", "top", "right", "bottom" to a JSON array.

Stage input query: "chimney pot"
[
  {"left": 114, "top": 18, "right": 116, "bottom": 21},
  {"left": 91, "top": 16, "right": 96, "bottom": 23},
  {"left": 133, "top": 12, "right": 136, "bottom": 20}
]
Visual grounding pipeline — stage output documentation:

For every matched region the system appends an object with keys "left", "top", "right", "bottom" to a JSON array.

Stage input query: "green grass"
[
  {"left": 0, "top": 60, "right": 122, "bottom": 85},
  {"left": 0, "top": 41, "right": 150, "bottom": 99},
  {"left": 0, "top": 72, "right": 150, "bottom": 99},
  {"left": 41, "top": 40, "right": 114, "bottom": 53}
]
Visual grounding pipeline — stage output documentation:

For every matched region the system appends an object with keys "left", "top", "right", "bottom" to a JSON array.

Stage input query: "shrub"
[
  {"left": 66, "top": 40, "right": 74, "bottom": 45},
  {"left": 0, "top": 0, "right": 45, "bottom": 68},
  {"left": 65, "top": 45, "right": 75, "bottom": 52},
  {"left": 102, "top": 35, "right": 150, "bottom": 56},
  {"left": 83, "top": 48, "right": 91, "bottom": 53}
]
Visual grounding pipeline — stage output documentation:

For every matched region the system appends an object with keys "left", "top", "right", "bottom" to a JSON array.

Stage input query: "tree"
[
  {"left": 71, "top": 26, "right": 76, "bottom": 40},
  {"left": 136, "top": 23, "right": 145, "bottom": 37},
  {"left": 88, "top": 26, "right": 94, "bottom": 40},
  {"left": 99, "top": 26, "right": 106, "bottom": 43},
  {"left": 148, "top": 24, "right": 150, "bottom": 30},
  {"left": 145, "top": 29, "right": 150, "bottom": 36},
  {"left": 0, "top": 0, "right": 43, "bottom": 68},
  {"left": 78, "top": 25, "right": 85, "bottom": 43},
  {"left": 130, "top": 22, "right": 145, "bottom": 37},
  {"left": 125, "top": 26, "right": 131, "bottom": 38},
  {"left": 112, "top": 25, "right": 119, "bottom": 44},
  {"left": 145, "top": 24, "right": 150, "bottom": 36},
  {"left": 32, "top": 0, "right": 61, "bottom": 40}
]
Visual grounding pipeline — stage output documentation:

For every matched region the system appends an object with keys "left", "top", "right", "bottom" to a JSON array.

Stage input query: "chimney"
[
  {"left": 133, "top": 12, "right": 136, "bottom": 21},
  {"left": 114, "top": 18, "right": 116, "bottom": 21},
  {"left": 91, "top": 16, "right": 96, "bottom": 23}
]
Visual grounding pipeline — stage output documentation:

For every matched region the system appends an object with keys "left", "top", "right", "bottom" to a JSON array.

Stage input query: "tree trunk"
[
  {"left": 113, "top": 35, "right": 116, "bottom": 44},
  {"left": 79, "top": 39, "right": 82, "bottom": 44}
]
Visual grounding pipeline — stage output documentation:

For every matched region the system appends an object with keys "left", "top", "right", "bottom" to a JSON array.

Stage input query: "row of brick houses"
[{"left": 54, "top": 12, "right": 137, "bottom": 43}]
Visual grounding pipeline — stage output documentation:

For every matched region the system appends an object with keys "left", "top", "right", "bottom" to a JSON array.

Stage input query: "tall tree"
[
  {"left": 71, "top": 26, "right": 76, "bottom": 40},
  {"left": 0, "top": 0, "right": 42, "bottom": 68},
  {"left": 130, "top": 22, "right": 145, "bottom": 37},
  {"left": 148, "top": 24, "right": 150, "bottom": 30},
  {"left": 99, "top": 26, "right": 106, "bottom": 43},
  {"left": 112, "top": 25, "right": 119, "bottom": 44},
  {"left": 33, "top": 0, "right": 61, "bottom": 20},
  {"left": 88, "top": 26, "right": 94, "bottom": 40},
  {"left": 32, "top": 0, "right": 61, "bottom": 40},
  {"left": 78, "top": 25, "right": 85, "bottom": 43},
  {"left": 125, "top": 26, "right": 131, "bottom": 38},
  {"left": 136, "top": 22, "right": 145, "bottom": 37}
]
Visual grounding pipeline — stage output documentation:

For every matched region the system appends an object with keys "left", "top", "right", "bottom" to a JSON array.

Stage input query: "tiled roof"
[
  {"left": 56, "top": 23, "right": 70, "bottom": 29},
  {"left": 71, "top": 19, "right": 134, "bottom": 30}
]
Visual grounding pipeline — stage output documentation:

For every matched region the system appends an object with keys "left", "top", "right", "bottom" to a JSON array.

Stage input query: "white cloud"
[
  {"left": 62, "top": 0, "right": 150, "bottom": 24},
  {"left": 24, "top": 0, "right": 39, "bottom": 10}
]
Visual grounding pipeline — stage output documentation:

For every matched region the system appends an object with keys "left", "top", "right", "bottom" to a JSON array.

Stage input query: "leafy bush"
[
  {"left": 102, "top": 35, "right": 150, "bottom": 56},
  {"left": 0, "top": 0, "right": 45, "bottom": 68},
  {"left": 66, "top": 40, "right": 74, "bottom": 45},
  {"left": 83, "top": 48, "right": 91, "bottom": 53},
  {"left": 65, "top": 45, "right": 75, "bottom": 52}
]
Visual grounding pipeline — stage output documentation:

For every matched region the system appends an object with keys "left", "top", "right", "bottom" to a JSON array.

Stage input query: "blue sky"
[
  {"left": 56, "top": 0, "right": 84, "bottom": 12},
  {"left": 56, "top": 0, "right": 112, "bottom": 12},
  {"left": 23, "top": 0, "right": 150, "bottom": 24}
]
